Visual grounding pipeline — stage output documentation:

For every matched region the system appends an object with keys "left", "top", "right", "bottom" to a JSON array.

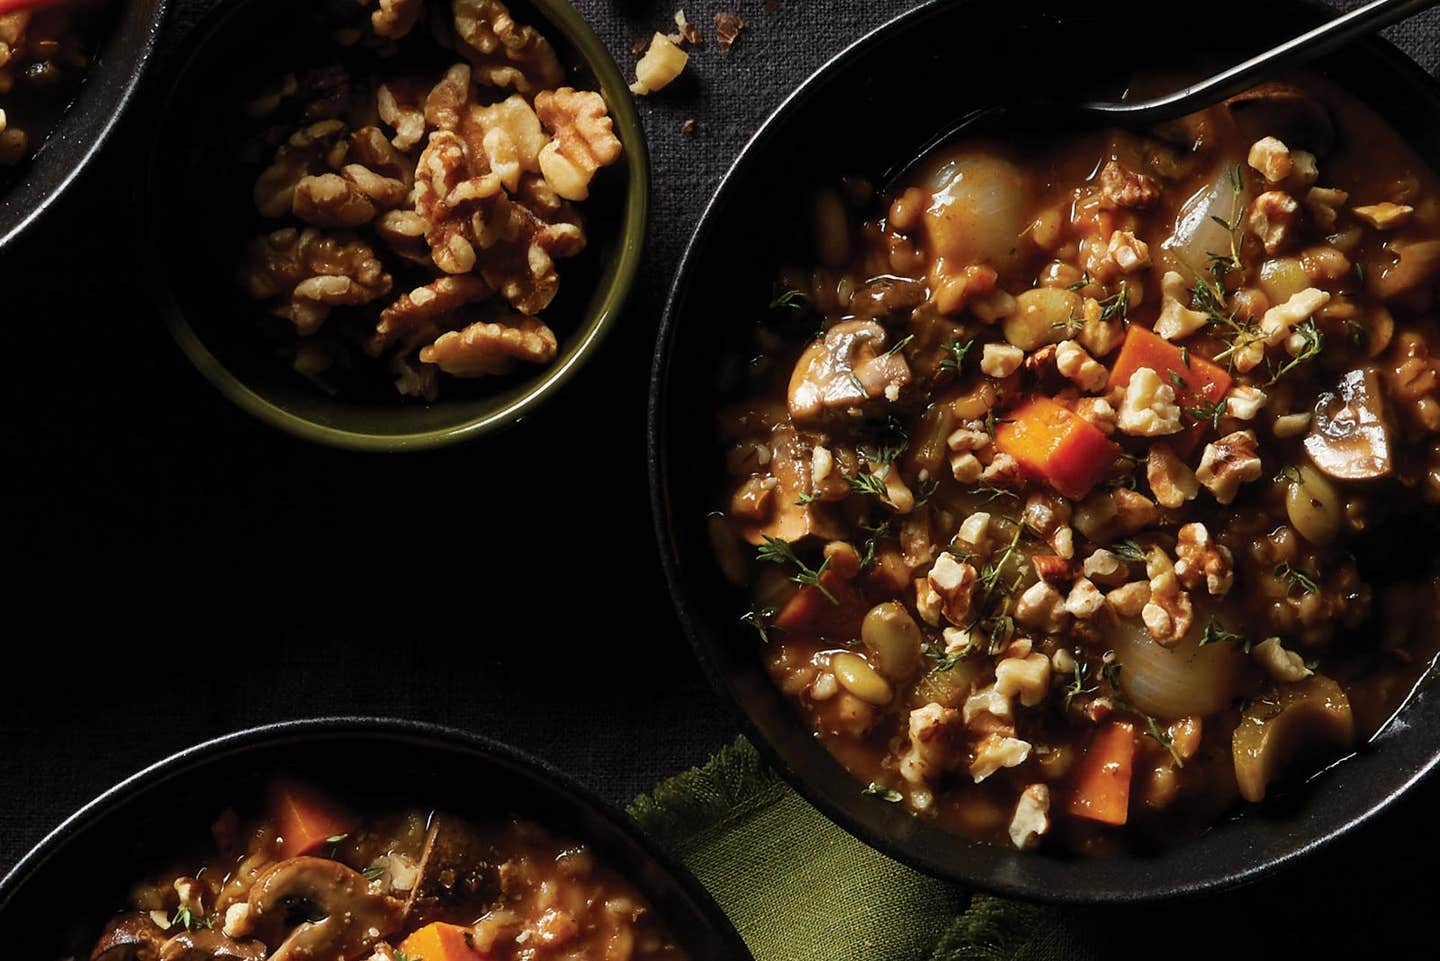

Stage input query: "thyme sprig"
[
  {"left": 757, "top": 536, "right": 837, "bottom": 603},
  {"left": 1275, "top": 562, "right": 1320, "bottom": 595},
  {"left": 939, "top": 336, "right": 975, "bottom": 373}
]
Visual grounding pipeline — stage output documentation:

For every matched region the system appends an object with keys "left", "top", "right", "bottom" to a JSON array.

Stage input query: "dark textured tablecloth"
[{"left": 2, "top": 0, "right": 1438, "bottom": 952}]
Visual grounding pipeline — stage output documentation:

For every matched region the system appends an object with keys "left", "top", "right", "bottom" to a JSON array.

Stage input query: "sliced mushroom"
[
  {"left": 404, "top": 814, "right": 499, "bottom": 923},
  {"left": 160, "top": 931, "right": 266, "bottom": 961},
  {"left": 1223, "top": 82, "right": 1335, "bottom": 155},
  {"left": 247, "top": 858, "right": 404, "bottom": 961},
  {"left": 1304, "top": 367, "right": 1392, "bottom": 481},
  {"left": 736, "top": 425, "right": 845, "bottom": 546},
  {"left": 1232, "top": 674, "right": 1355, "bottom": 802},
  {"left": 1369, "top": 237, "right": 1440, "bottom": 303},
  {"left": 91, "top": 912, "right": 168, "bottom": 961},
  {"left": 787, "top": 320, "right": 911, "bottom": 424}
]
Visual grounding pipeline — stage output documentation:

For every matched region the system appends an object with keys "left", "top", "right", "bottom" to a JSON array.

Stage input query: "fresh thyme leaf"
[
  {"left": 757, "top": 536, "right": 837, "bottom": 603},
  {"left": 1143, "top": 714, "right": 1185, "bottom": 768},
  {"left": 395, "top": 951, "right": 416, "bottom": 961},
  {"left": 795, "top": 491, "right": 822, "bottom": 506},
  {"left": 1274, "top": 562, "right": 1319, "bottom": 595},
  {"left": 1180, "top": 346, "right": 1191, "bottom": 368},
  {"left": 362, "top": 865, "right": 385, "bottom": 881},
  {"left": 325, "top": 834, "right": 349, "bottom": 844},
  {"left": 1199, "top": 619, "right": 1250, "bottom": 652},
  {"left": 939, "top": 337, "right": 975, "bottom": 373},
  {"left": 170, "top": 907, "right": 211, "bottom": 932},
  {"left": 885, "top": 333, "right": 915, "bottom": 357},
  {"left": 769, "top": 286, "right": 810, "bottom": 312},
  {"left": 1068, "top": 271, "right": 1093, "bottom": 291},
  {"left": 1184, "top": 397, "right": 1227, "bottom": 432},
  {"left": 860, "top": 416, "right": 910, "bottom": 467},
  {"left": 1275, "top": 464, "right": 1301, "bottom": 483},
  {"left": 1101, "top": 659, "right": 1122, "bottom": 689},
  {"left": 1098, "top": 282, "right": 1129, "bottom": 323},
  {"left": 847, "top": 469, "right": 892, "bottom": 501},
  {"left": 928, "top": 645, "right": 975, "bottom": 672},
  {"left": 740, "top": 605, "right": 780, "bottom": 643},
  {"left": 1265, "top": 319, "right": 1323, "bottom": 386},
  {"left": 1354, "top": 262, "right": 1366, "bottom": 287},
  {"left": 1063, "top": 654, "right": 1098, "bottom": 709},
  {"left": 913, "top": 473, "right": 940, "bottom": 506},
  {"left": 1109, "top": 539, "right": 1146, "bottom": 563},
  {"left": 862, "top": 782, "right": 903, "bottom": 803}
]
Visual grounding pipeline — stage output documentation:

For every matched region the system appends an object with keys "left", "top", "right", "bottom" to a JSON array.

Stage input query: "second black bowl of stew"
[
  {"left": 0, "top": 719, "right": 751, "bottom": 961},
  {"left": 650, "top": 0, "right": 1440, "bottom": 900}
]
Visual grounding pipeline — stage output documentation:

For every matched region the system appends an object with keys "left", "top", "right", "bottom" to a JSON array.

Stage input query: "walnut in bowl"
[{"left": 145, "top": 0, "right": 647, "bottom": 451}]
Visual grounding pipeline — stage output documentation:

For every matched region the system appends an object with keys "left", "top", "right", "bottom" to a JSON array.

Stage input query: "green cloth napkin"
[{"left": 628, "top": 738, "right": 1098, "bottom": 961}]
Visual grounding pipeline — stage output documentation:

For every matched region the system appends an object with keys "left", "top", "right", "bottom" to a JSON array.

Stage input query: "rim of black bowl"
[
  {"left": 649, "top": 0, "right": 1440, "bottom": 903},
  {"left": 140, "top": 0, "right": 649, "bottom": 452},
  {"left": 0, "top": 717, "right": 752, "bottom": 959},
  {"left": 0, "top": 0, "right": 171, "bottom": 252}
]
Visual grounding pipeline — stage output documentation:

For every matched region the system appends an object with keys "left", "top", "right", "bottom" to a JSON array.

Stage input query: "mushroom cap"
[
  {"left": 159, "top": 931, "right": 266, "bottom": 961},
  {"left": 787, "top": 319, "right": 911, "bottom": 424},
  {"left": 91, "top": 913, "right": 168, "bottom": 961},
  {"left": 248, "top": 857, "right": 405, "bottom": 961},
  {"left": 1304, "top": 367, "right": 1393, "bottom": 482}
]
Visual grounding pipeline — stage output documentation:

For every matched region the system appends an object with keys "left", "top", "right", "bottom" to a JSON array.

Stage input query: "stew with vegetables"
[
  {"left": 0, "top": 1, "right": 110, "bottom": 173},
  {"left": 712, "top": 76, "right": 1440, "bottom": 855},
  {"left": 88, "top": 781, "right": 687, "bottom": 961}
]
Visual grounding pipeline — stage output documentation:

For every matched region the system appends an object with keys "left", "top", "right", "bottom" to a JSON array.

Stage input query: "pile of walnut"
[{"left": 241, "top": 0, "right": 622, "bottom": 400}]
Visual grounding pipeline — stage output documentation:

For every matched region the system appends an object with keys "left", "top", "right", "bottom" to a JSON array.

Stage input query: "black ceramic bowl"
[
  {"left": 649, "top": 0, "right": 1440, "bottom": 902},
  {"left": 0, "top": 0, "right": 168, "bottom": 251},
  {"left": 142, "top": 0, "right": 647, "bottom": 451},
  {"left": 0, "top": 719, "right": 750, "bottom": 960}
]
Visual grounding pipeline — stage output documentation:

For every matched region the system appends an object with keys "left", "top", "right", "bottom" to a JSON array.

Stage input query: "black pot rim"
[
  {"left": 647, "top": 0, "right": 1440, "bottom": 903},
  {"left": 0, "top": 717, "right": 751, "bottom": 957},
  {"left": 0, "top": 0, "right": 171, "bottom": 253}
]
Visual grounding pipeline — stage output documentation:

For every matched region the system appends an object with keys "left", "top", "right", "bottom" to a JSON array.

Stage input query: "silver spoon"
[{"left": 886, "top": 0, "right": 1440, "bottom": 186}]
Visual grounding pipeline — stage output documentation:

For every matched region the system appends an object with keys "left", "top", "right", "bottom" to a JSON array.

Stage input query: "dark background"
[{"left": 2, "top": 0, "right": 1438, "bottom": 953}]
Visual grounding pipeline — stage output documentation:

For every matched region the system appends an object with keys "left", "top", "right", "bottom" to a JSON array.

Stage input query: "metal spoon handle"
[{"left": 1080, "top": 0, "right": 1440, "bottom": 124}]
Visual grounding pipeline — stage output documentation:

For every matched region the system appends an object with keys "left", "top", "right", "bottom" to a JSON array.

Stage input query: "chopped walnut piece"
[
  {"left": 1173, "top": 522, "right": 1234, "bottom": 596},
  {"left": 980, "top": 343, "right": 1023, "bottom": 378},
  {"left": 1233, "top": 288, "right": 1330, "bottom": 373},
  {"left": 474, "top": 94, "right": 548, "bottom": 192},
  {"left": 414, "top": 129, "right": 503, "bottom": 275},
  {"left": 1082, "top": 548, "right": 1127, "bottom": 587},
  {"left": 1015, "top": 580, "right": 1066, "bottom": 633},
  {"left": 630, "top": 32, "right": 688, "bottom": 95},
  {"left": 1106, "top": 580, "right": 1150, "bottom": 617},
  {"left": 369, "top": 0, "right": 424, "bottom": 38},
  {"left": 1098, "top": 160, "right": 1160, "bottom": 209},
  {"left": 254, "top": 119, "right": 349, "bottom": 219},
  {"left": 1253, "top": 637, "right": 1313, "bottom": 683},
  {"left": 244, "top": 228, "right": 393, "bottom": 335},
  {"left": 1075, "top": 397, "right": 1117, "bottom": 434},
  {"left": 1064, "top": 577, "right": 1106, "bottom": 619},
  {"left": 714, "top": 11, "right": 744, "bottom": 50},
  {"left": 534, "top": 87, "right": 623, "bottom": 201},
  {"left": 1008, "top": 784, "right": 1051, "bottom": 850},
  {"left": 1304, "top": 186, "right": 1349, "bottom": 231},
  {"left": 1352, "top": 202, "right": 1414, "bottom": 230},
  {"left": 1154, "top": 270, "right": 1208, "bottom": 342},
  {"left": 1031, "top": 554, "right": 1072, "bottom": 586},
  {"left": 370, "top": 275, "right": 494, "bottom": 356},
  {"left": 1247, "top": 190, "right": 1300, "bottom": 255},
  {"left": 452, "top": 0, "right": 565, "bottom": 93},
  {"left": 1226, "top": 385, "right": 1266, "bottom": 420},
  {"left": 1196, "top": 430, "right": 1263, "bottom": 505},
  {"left": 1117, "top": 366, "right": 1182, "bottom": 436},
  {"left": 419, "top": 311, "right": 558, "bottom": 376},
  {"left": 1142, "top": 547, "right": 1193, "bottom": 646},
  {"left": 292, "top": 163, "right": 408, "bottom": 228},
  {"left": 672, "top": 9, "right": 703, "bottom": 46},
  {"left": 1104, "top": 229, "right": 1151, "bottom": 274},
  {"left": 970, "top": 734, "right": 1032, "bottom": 783},
  {"left": 899, "top": 703, "right": 962, "bottom": 791},
  {"left": 1247, "top": 136, "right": 1293, "bottom": 183},
  {"left": 1146, "top": 442, "right": 1198, "bottom": 509},
  {"left": 927, "top": 552, "right": 977, "bottom": 627},
  {"left": 1055, "top": 339, "right": 1107, "bottom": 392},
  {"left": 377, "top": 82, "right": 426, "bottom": 150},
  {"left": 995, "top": 653, "right": 1051, "bottom": 707}
]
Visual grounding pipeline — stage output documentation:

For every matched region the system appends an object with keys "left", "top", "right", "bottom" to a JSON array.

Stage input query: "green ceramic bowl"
[{"left": 144, "top": 0, "right": 648, "bottom": 452}]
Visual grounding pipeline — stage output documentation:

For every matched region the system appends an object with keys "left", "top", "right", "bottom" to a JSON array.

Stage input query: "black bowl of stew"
[
  {"left": 0, "top": 0, "right": 168, "bottom": 251},
  {"left": 649, "top": 0, "right": 1440, "bottom": 901},
  {"left": 0, "top": 718, "right": 751, "bottom": 961}
]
